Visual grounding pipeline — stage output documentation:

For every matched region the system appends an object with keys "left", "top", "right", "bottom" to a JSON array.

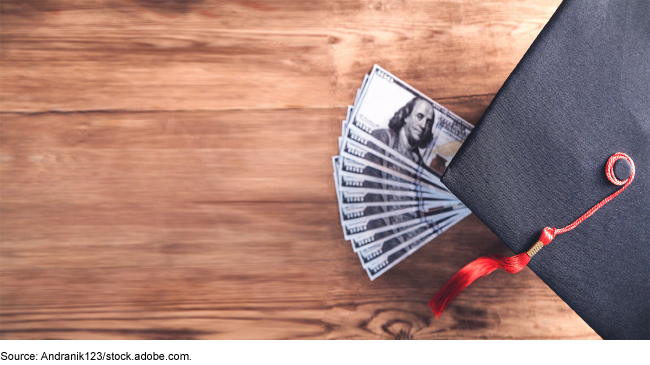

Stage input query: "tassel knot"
[{"left": 539, "top": 227, "right": 556, "bottom": 245}]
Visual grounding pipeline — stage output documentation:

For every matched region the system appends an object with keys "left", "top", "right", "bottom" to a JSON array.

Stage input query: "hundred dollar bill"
[
  {"left": 340, "top": 123, "right": 447, "bottom": 190},
  {"left": 359, "top": 208, "right": 468, "bottom": 268},
  {"left": 350, "top": 221, "right": 425, "bottom": 253},
  {"left": 335, "top": 156, "right": 428, "bottom": 251},
  {"left": 343, "top": 65, "right": 473, "bottom": 182},
  {"left": 339, "top": 197, "right": 459, "bottom": 236},
  {"left": 335, "top": 157, "right": 452, "bottom": 200},
  {"left": 338, "top": 186, "right": 454, "bottom": 204},
  {"left": 342, "top": 200, "right": 464, "bottom": 252},
  {"left": 333, "top": 157, "right": 460, "bottom": 239},
  {"left": 342, "top": 202, "right": 464, "bottom": 240},
  {"left": 365, "top": 209, "right": 472, "bottom": 280},
  {"left": 339, "top": 142, "right": 452, "bottom": 197},
  {"left": 338, "top": 169, "right": 440, "bottom": 195},
  {"left": 350, "top": 224, "right": 421, "bottom": 252},
  {"left": 355, "top": 221, "right": 431, "bottom": 257},
  {"left": 334, "top": 156, "right": 448, "bottom": 205},
  {"left": 340, "top": 136, "right": 454, "bottom": 197},
  {"left": 334, "top": 157, "right": 422, "bottom": 216},
  {"left": 337, "top": 156, "right": 449, "bottom": 196}
]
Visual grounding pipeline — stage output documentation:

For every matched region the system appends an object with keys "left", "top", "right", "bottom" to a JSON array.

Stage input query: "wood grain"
[{"left": 0, "top": 0, "right": 600, "bottom": 339}]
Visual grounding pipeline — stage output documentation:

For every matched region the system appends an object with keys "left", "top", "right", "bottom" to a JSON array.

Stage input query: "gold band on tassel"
[{"left": 527, "top": 240, "right": 544, "bottom": 258}]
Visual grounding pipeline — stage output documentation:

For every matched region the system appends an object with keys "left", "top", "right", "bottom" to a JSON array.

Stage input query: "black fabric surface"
[{"left": 441, "top": 0, "right": 649, "bottom": 340}]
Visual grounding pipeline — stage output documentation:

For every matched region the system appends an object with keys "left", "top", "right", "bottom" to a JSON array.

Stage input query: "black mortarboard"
[{"left": 431, "top": 0, "right": 649, "bottom": 339}]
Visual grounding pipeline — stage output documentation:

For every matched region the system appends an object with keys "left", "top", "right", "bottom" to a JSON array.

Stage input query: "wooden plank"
[
  {"left": 0, "top": 0, "right": 331, "bottom": 111},
  {"left": 0, "top": 201, "right": 338, "bottom": 308},
  {"left": 329, "top": 0, "right": 563, "bottom": 104},
  {"left": 0, "top": 0, "right": 560, "bottom": 112},
  {"left": 0, "top": 109, "right": 341, "bottom": 204}
]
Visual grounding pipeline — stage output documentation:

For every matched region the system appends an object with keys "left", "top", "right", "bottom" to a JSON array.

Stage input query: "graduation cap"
[{"left": 429, "top": 0, "right": 649, "bottom": 339}]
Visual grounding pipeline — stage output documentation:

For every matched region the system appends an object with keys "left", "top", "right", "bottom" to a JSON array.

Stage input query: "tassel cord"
[
  {"left": 556, "top": 152, "right": 635, "bottom": 235},
  {"left": 429, "top": 153, "right": 636, "bottom": 318}
]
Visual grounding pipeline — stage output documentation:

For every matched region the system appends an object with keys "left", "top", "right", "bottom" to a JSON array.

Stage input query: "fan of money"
[{"left": 332, "top": 65, "right": 474, "bottom": 280}]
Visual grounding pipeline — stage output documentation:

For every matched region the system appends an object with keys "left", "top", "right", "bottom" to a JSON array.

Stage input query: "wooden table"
[{"left": 0, "top": 0, "right": 599, "bottom": 339}]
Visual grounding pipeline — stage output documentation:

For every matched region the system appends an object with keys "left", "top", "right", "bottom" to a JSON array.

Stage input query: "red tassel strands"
[{"left": 429, "top": 153, "right": 636, "bottom": 318}]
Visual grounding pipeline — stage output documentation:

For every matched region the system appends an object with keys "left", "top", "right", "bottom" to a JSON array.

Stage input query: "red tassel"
[
  {"left": 429, "top": 226, "right": 558, "bottom": 317},
  {"left": 429, "top": 153, "right": 635, "bottom": 318},
  {"left": 428, "top": 253, "right": 531, "bottom": 318}
]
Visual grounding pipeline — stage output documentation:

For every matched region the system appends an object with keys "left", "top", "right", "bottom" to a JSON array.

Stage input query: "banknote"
[
  {"left": 337, "top": 156, "right": 449, "bottom": 196},
  {"left": 333, "top": 156, "right": 461, "bottom": 240},
  {"left": 340, "top": 136, "right": 454, "bottom": 196},
  {"left": 355, "top": 221, "right": 432, "bottom": 258},
  {"left": 335, "top": 157, "right": 434, "bottom": 251},
  {"left": 359, "top": 208, "right": 468, "bottom": 268},
  {"left": 335, "top": 155, "right": 455, "bottom": 199},
  {"left": 342, "top": 201, "right": 464, "bottom": 252},
  {"left": 342, "top": 65, "right": 473, "bottom": 182},
  {"left": 358, "top": 214, "right": 452, "bottom": 266},
  {"left": 338, "top": 187, "right": 453, "bottom": 203},
  {"left": 341, "top": 202, "right": 465, "bottom": 240},
  {"left": 337, "top": 169, "right": 439, "bottom": 195},
  {"left": 365, "top": 209, "right": 472, "bottom": 280},
  {"left": 350, "top": 223, "right": 421, "bottom": 252},
  {"left": 344, "top": 123, "right": 445, "bottom": 188}
]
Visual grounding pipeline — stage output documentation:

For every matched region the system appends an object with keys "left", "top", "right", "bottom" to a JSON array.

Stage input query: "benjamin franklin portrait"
[{"left": 370, "top": 96, "right": 435, "bottom": 166}]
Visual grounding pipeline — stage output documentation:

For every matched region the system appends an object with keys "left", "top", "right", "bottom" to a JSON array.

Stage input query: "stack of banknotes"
[{"left": 333, "top": 65, "right": 475, "bottom": 280}]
